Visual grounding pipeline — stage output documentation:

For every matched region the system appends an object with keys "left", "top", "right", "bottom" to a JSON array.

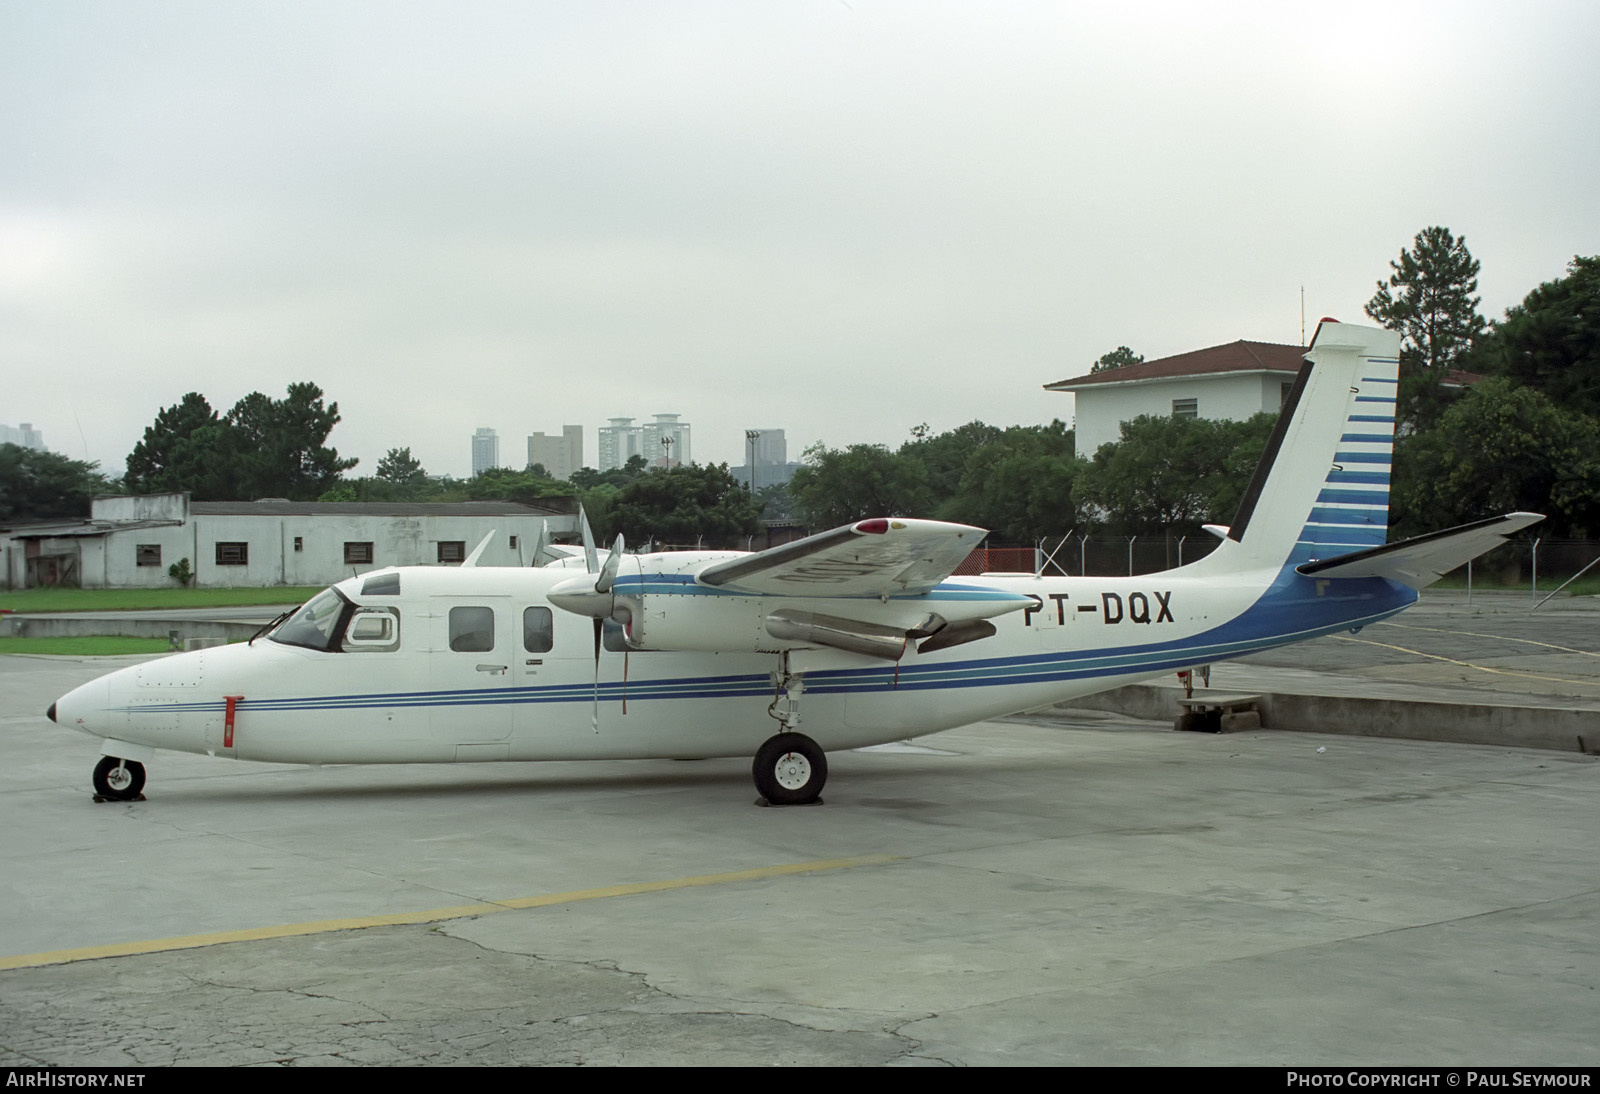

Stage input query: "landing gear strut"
[
  {"left": 93, "top": 756, "right": 146, "bottom": 802},
  {"left": 754, "top": 653, "right": 828, "bottom": 805}
]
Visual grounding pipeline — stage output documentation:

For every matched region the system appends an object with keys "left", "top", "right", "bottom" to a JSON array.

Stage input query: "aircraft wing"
[
  {"left": 696, "top": 518, "right": 988, "bottom": 597},
  {"left": 1297, "top": 512, "right": 1544, "bottom": 589}
]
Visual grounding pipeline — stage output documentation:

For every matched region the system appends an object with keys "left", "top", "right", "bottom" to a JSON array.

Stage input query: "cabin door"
[{"left": 428, "top": 596, "right": 515, "bottom": 749}]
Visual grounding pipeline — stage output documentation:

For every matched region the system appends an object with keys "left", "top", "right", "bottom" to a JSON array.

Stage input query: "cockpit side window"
[
  {"left": 269, "top": 588, "right": 353, "bottom": 652},
  {"left": 343, "top": 606, "right": 401, "bottom": 652}
]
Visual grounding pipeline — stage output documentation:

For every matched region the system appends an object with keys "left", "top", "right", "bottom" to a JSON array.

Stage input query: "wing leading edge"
[{"left": 1296, "top": 512, "right": 1544, "bottom": 589}]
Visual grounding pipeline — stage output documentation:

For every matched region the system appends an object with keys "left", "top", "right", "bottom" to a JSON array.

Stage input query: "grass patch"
[
  {"left": 0, "top": 586, "right": 319, "bottom": 613},
  {"left": 0, "top": 636, "right": 175, "bottom": 656}
]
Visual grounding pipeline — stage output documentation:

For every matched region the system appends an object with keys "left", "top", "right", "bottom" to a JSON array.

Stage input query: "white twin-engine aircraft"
[{"left": 51, "top": 321, "right": 1540, "bottom": 805}]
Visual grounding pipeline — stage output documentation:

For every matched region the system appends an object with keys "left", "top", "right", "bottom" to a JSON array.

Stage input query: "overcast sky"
[{"left": 5, "top": 0, "right": 1598, "bottom": 481}]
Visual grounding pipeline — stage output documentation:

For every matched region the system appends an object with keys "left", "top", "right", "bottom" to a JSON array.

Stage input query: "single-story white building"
[{"left": 1, "top": 493, "right": 579, "bottom": 589}]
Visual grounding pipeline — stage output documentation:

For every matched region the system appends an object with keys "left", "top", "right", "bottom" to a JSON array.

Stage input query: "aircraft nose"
[{"left": 46, "top": 702, "right": 56, "bottom": 723}]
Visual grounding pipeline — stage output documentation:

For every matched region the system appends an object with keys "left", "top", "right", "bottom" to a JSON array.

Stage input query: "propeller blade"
[
  {"left": 596, "top": 534, "right": 624, "bottom": 594},
  {"left": 578, "top": 504, "right": 599, "bottom": 574},
  {"left": 591, "top": 617, "right": 603, "bottom": 734},
  {"left": 529, "top": 520, "right": 550, "bottom": 567}
]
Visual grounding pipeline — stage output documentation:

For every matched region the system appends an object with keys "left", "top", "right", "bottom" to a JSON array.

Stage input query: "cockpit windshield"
[{"left": 268, "top": 588, "right": 353, "bottom": 652}]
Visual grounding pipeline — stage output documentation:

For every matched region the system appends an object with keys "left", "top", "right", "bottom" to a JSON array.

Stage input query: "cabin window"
[
  {"left": 344, "top": 541, "right": 374, "bottom": 565},
  {"left": 449, "top": 606, "right": 495, "bottom": 652},
  {"left": 343, "top": 606, "right": 400, "bottom": 652},
  {"left": 438, "top": 541, "right": 466, "bottom": 564},
  {"left": 136, "top": 544, "right": 161, "bottom": 567},
  {"left": 1171, "top": 398, "right": 1198, "bottom": 419},
  {"left": 215, "top": 542, "right": 249, "bottom": 566},
  {"left": 523, "top": 607, "right": 554, "bottom": 652}
]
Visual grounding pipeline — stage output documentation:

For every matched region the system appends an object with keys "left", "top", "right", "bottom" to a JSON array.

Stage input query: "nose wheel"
[
  {"left": 753, "top": 733, "right": 827, "bottom": 806},
  {"left": 93, "top": 756, "right": 146, "bottom": 802}
]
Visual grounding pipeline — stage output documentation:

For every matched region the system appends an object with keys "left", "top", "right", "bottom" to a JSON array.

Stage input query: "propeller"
[{"left": 551, "top": 506, "right": 630, "bottom": 732}]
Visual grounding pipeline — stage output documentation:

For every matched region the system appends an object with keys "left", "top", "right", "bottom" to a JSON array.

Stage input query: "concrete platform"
[
  {"left": 2, "top": 642, "right": 1596, "bottom": 1066},
  {"left": 1066, "top": 591, "right": 1600, "bottom": 754}
]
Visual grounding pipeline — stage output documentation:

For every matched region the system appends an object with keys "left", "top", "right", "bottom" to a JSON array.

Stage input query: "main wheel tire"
[
  {"left": 753, "top": 733, "right": 828, "bottom": 805},
  {"left": 93, "top": 756, "right": 146, "bottom": 801}
]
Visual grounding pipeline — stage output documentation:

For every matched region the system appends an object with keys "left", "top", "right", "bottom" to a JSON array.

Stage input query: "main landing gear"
[
  {"left": 753, "top": 732, "right": 828, "bottom": 806},
  {"left": 92, "top": 756, "right": 146, "bottom": 802},
  {"left": 754, "top": 655, "right": 829, "bottom": 806}
]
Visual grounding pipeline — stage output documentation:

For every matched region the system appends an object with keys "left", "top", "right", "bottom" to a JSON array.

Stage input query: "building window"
[
  {"left": 215, "top": 542, "right": 249, "bottom": 566},
  {"left": 438, "top": 541, "right": 466, "bottom": 564},
  {"left": 136, "top": 545, "right": 161, "bottom": 567},
  {"left": 1172, "top": 398, "right": 1198, "bottom": 419},
  {"left": 344, "top": 541, "right": 374, "bottom": 565},
  {"left": 508, "top": 535, "right": 519, "bottom": 550},
  {"left": 294, "top": 536, "right": 303, "bottom": 552}
]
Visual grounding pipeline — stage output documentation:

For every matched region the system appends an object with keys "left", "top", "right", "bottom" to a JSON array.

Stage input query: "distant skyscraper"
[
  {"left": 471, "top": 427, "right": 499, "bottom": 476},
  {"left": 0, "top": 422, "right": 45, "bottom": 451},
  {"left": 739, "top": 428, "right": 792, "bottom": 490},
  {"left": 527, "top": 425, "right": 583, "bottom": 481},
  {"left": 642, "top": 413, "right": 690, "bottom": 468},
  {"left": 597, "top": 417, "right": 640, "bottom": 472}
]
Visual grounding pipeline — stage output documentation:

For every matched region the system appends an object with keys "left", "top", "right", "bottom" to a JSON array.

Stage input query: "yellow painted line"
[
  {"left": 0, "top": 854, "right": 900, "bottom": 972},
  {"left": 1375, "top": 620, "right": 1600, "bottom": 658},
  {"left": 1331, "top": 635, "right": 1600, "bottom": 687}
]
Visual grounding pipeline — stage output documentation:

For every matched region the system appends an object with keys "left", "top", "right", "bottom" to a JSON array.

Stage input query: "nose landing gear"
[{"left": 92, "top": 756, "right": 146, "bottom": 803}]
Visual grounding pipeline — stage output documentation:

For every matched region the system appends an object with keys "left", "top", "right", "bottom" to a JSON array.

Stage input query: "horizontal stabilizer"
[{"left": 1296, "top": 512, "right": 1543, "bottom": 589}]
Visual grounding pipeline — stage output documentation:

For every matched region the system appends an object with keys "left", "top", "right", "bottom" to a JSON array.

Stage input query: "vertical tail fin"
[{"left": 1198, "top": 321, "right": 1401, "bottom": 572}]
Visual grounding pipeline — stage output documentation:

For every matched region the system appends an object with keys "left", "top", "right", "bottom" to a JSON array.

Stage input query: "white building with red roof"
[{"left": 1046, "top": 340, "right": 1310, "bottom": 460}]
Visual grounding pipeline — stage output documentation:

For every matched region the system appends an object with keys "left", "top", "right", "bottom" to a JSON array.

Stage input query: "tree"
[
  {"left": 125, "top": 384, "right": 356, "bottom": 500},
  {"left": 950, "top": 422, "right": 1087, "bottom": 542},
  {"left": 376, "top": 447, "right": 428, "bottom": 489},
  {"left": 1480, "top": 254, "right": 1600, "bottom": 418},
  {"left": 226, "top": 383, "right": 357, "bottom": 500},
  {"left": 789, "top": 443, "right": 933, "bottom": 529},
  {"left": 465, "top": 466, "right": 570, "bottom": 506},
  {"left": 125, "top": 393, "right": 231, "bottom": 498},
  {"left": 609, "top": 464, "right": 762, "bottom": 544},
  {"left": 0, "top": 444, "right": 117, "bottom": 523},
  {"left": 898, "top": 421, "right": 1003, "bottom": 503},
  {"left": 1365, "top": 227, "right": 1487, "bottom": 430},
  {"left": 1090, "top": 346, "right": 1144, "bottom": 373},
  {"left": 1077, "top": 413, "right": 1276, "bottom": 534},
  {"left": 1391, "top": 377, "right": 1600, "bottom": 539},
  {"left": 569, "top": 455, "right": 649, "bottom": 491}
]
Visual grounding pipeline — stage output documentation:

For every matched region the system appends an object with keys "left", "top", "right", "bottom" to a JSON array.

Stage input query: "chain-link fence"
[
  {"left": 959, "top": 533, "right": 1594, "bottom": 585},
  {"left": 958, "top": 534, "right": 1224, "bottom": 576}
]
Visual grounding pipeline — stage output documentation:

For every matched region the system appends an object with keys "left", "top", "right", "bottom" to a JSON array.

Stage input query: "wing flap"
[
  {"left": 1296, "top": 512, "right": 1543, "bottom": 589},
  {"left": 697, "top": 518, "right": 988, "bottom": 597}
]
